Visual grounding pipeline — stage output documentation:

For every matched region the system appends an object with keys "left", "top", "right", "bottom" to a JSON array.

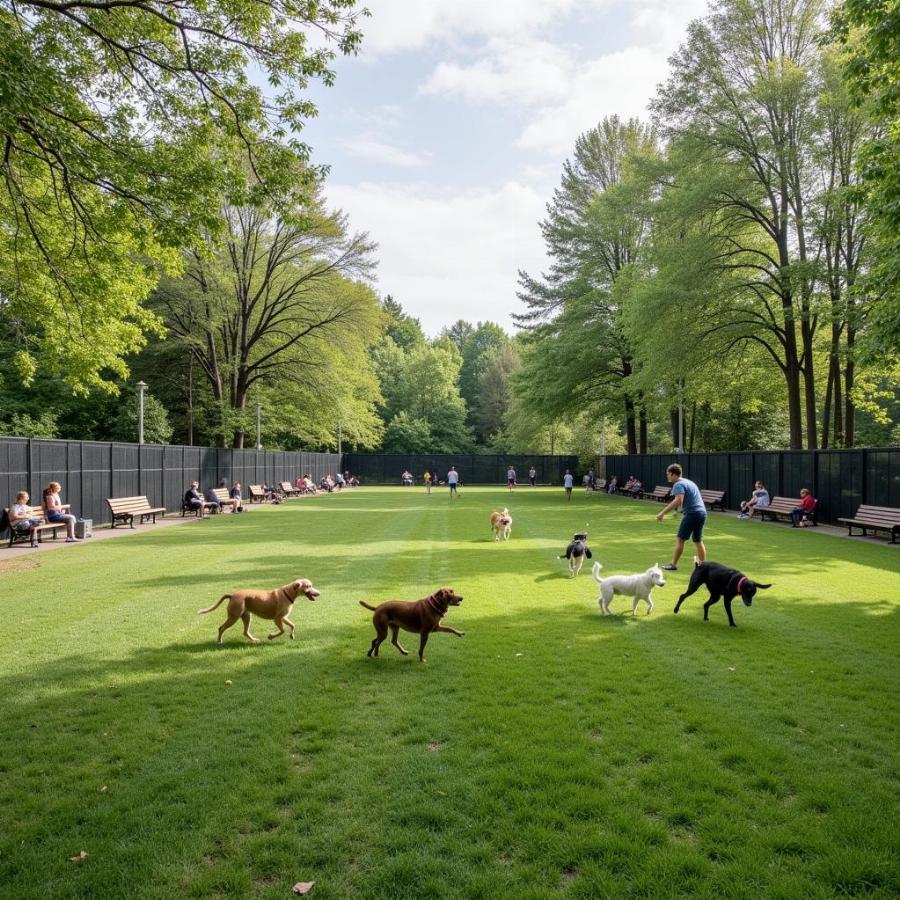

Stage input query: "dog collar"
[
  {"left": 736, "top": 576, "right": 747, "bottom": 593},
  {"left": 425, "top": 594, "right": 446, "bottom": 615}
]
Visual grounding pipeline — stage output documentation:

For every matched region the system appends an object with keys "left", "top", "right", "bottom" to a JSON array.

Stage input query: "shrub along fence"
[
  {"left": 343, "top": 453, "right": 579, "bottom": 487},
  {"left": 0, "top": 438, "right": 341, "bottom": 528},
  {"left": 600, "top": 448, "right": 900, "bottom": 527}
]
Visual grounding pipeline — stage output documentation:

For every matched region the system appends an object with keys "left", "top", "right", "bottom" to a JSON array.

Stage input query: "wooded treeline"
[
  {"left": 0, "top": 0, "right": 897, "bottom": 456},
  {"left": 514, "top": 0, "right": 899, "bottom": 453}
]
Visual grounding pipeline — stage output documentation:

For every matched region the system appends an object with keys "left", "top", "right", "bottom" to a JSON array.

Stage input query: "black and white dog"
[
  {"left": 560, "top": 532, "right": 592, "bottom": 577},
  {"left": 673, "top": 559, "right": 772, "bottom": 627}
]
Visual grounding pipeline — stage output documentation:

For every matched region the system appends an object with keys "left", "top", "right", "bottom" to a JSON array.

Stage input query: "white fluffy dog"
[{"left": 592, "top": 561, "right": 666, "bottom": 616}]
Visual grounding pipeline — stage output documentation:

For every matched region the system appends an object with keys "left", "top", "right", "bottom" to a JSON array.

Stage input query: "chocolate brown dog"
[
  {"left": 199, "top": 578, "right": 320, "bottom": 643},
  {"left": 360, "top": 587, "right": 464, "bottom": 662}
]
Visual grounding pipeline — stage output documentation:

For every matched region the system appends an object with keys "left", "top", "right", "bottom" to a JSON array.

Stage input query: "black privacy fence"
[
  {"left": 600, "top": 449, "right": 900, "bottom": 526},
  {"left": 0, "top": 438, "right": 341, "bottom": 527},
  {"left": 343, "top": 453, "right": 579, "bottom": 487}
]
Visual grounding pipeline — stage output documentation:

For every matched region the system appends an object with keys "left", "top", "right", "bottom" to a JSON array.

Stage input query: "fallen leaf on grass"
[
  {"left": 728, "top": 667, "right": 736, "bottom": 672},
  {"left": 100, "top": 785, "right": 108, "bottom": 793},
  {"left": 225, "top": 679, "right": 233, "bottom": 685},
  {"left": 292, "top": 881, "right": 315, "bottom": 894},
  {"left": 69, "top": 850, "right": 88, "bottom": 863}
]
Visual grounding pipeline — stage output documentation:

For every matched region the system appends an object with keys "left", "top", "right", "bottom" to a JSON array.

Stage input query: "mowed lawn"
[{"left": 1, "top": 486, "right": 898, "bottom": 899}]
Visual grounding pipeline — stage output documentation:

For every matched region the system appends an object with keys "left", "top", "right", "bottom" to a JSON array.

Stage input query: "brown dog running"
[
  {"left": 360, "top": 586, "right": 464, "bottom": 662},
  {"left": 199, "top": 578, "right": 320, "bottom": 643}
]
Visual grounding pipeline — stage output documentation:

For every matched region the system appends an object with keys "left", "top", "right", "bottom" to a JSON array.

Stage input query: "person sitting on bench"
[
  {"left": 184, "top": 482, "right": 207, "bottom": 515},
  {"left": 9, "top": 491, "right": 42, "bottom": 536},
  {"left": 791, "top": 488, "right": 816, "bottom": 527},
  {"left": 43, "top": 481, "right": 79, "bottom": 542}
]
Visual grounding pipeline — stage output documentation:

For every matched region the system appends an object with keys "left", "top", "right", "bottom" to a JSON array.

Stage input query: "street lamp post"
[{"left": 136, "top": 381, "right": 148, "bottom": 445}]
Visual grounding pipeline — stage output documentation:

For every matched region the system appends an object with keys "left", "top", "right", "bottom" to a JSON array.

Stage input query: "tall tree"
[
  {"left": 0, "top": 0, "right": 363, "bottom": 387},
  {"left": 832, "top": 0, "right": 900, "bottom": 354},
  {"left": 457, "top": 322, "right": 509, "bottom": 441},
  {"left": 153, "top": 198, "right": 382, "bottom": 447},
  {"left": 515, "top": 116, "right": 659, "bottom": 452},
  {"left": 653, "top": 0, "right": 831, "bottom": 448}
]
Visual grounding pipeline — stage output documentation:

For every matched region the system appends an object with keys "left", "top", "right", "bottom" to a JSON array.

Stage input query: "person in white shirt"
[
  {"left": 447, "top": 466, "right": 460, "bottom": 498},
  {"left": 563, "top": 469, "right": 574, "bottom": 502},
  {"left": 9, "top": 491, "right": 42, "bottom": 534},
  {"left": 507, "top": 466, "right": 516, "bottom": 491}
]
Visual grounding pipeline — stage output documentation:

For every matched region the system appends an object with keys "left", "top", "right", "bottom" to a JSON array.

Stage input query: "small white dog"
[
  {"left": 592, "top": 561, "right": 665, "bottom": 616},
  {"left": 490, "top": 508, "right": 512, "bottom": 541}
]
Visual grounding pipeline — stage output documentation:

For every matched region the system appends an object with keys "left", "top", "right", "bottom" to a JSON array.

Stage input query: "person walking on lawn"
[{"left": 655, "top": 463, "right": 707, "bottom": 571}]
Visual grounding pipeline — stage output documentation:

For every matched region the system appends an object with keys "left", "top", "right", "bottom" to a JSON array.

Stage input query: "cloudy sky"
[{"left": 301, "top": 0, "right": 710, "bottom": 336}]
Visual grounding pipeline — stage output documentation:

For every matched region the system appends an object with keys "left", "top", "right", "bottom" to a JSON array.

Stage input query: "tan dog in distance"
[
  {"left": 199, "top": 578, "right": 320, "bottom": 643},
  {"left": 490, "top": 508, "right": 512, "bottom": 541},
  {"left": 360, "top": 587, "right": 464, "bottom": 662}
]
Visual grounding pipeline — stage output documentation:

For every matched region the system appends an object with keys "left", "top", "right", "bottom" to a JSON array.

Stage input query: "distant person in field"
[
  {"left": 447, "top": 466, "right": 459, "bottom": 498},
  {"left": 656, "top": 463, "right": 707, "bottom": 571},
  {"left": 563, "top": 469, "right": 574, "bottom": 501},
  {"left": 507, "top": 465, "right": 516, "bottom": 491},
  {"left": 423, "top": 470, "right": 432, "bottom": 494},
  {"left": 528, "top": 465, "right": 537, "bottom": 487}
]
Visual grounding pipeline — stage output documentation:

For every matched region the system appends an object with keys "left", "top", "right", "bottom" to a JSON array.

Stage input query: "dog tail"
[
  {"left": 198, "top": 594, "right": 230, "bottom": 615},
  {"left": 592, "top": 560, "right": 604, "bottom": 583},
  {"left": 359, "top": 600, "right": 378, "bottom": 611},
  {"left": 693, "top": 556, "right": 701, "bottom": 568}
]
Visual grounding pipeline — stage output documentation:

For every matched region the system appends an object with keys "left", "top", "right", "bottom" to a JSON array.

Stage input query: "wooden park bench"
[
  {"left": 645, "top": 485, "right": 671, "bottom": 502},
  {"left": 837, "top": 505, "right": 900, "bottom": 544},
  {"left": 248, "top": 485, "right": 267, "bottom": 503},
  {"left": 279, "top": 481, "right": 300, "bottom": 497},
  {"left": 107, "top": 495, "right": 166, "bottom": 529},
  {"left": 3, "top": 504, "right": 69, "bottom": 548},
  {"left": 759, "top": 496, "right": 819, "bottom": 526},
  {"left": 210, "top": 488, "right": 239, "bottom": 512},
  {"left": 699, "top": 488, "right": 727, "bottom": 511}
]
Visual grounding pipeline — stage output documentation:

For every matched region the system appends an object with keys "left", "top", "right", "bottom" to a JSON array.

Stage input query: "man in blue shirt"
[{"left": 655, "top": 463, "right": 707, "bottom": 571}]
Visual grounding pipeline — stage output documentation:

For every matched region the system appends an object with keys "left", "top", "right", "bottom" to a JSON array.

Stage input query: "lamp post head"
[{"left": 137, "top": 380, "right": 148, "bottom": 391}]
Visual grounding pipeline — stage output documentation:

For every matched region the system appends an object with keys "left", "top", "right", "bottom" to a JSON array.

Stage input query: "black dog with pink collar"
[{"left": 673, "top": 560, "right": 773, "bottom": 627}]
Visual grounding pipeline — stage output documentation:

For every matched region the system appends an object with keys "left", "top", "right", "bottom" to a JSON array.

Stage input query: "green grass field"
[{"left": 1, "top": 486, "right": 898, "bottom": 899}]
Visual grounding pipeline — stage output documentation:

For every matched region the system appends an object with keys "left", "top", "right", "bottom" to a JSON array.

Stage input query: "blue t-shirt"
[{"left": 673, "top": 478, "right": 706, "bottom": 515}]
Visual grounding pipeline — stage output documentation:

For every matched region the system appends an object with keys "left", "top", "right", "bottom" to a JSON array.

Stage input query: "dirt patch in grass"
[{"left": 0, "top": 557, "right": 40, "bottom": 575}]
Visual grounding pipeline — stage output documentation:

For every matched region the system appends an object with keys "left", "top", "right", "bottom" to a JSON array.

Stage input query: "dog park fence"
[
  {"left": 0, "top": 437, "right": 341, "bottom": 528},
  {"left": 599, "top": 448, "right": 900, "bottom": 527},
  {"left": 343, "top": 453, "right": 579, "bottom": 487}
]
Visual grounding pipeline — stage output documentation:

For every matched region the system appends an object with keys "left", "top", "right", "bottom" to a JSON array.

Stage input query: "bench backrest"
[
  {"left": 699, "top": 489, "right": 725, "bottom": 500},
  {"left": 107, "top": 495, "right": 153, "bottom": 512},
  {"left": 651, "top": 485, "right": 670, "bottom": 495},
  {"left": 280, "top": 481, "right": 294, "bottom": 492},
  {"left": 769, "top": 496, "right": 817, "bottom": 512},
  {"left": 851, "top": 505, "right": 900, "bottom": 522},
  {"left": 211, "top": 488, "right": 231, "bottom": 503},
  {"left": 248, "top": 484, "right": 264, "bottom": 494}
]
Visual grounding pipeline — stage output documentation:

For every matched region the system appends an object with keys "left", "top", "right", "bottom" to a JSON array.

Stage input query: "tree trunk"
[
  {"left": 844, "top": 325, "right": 856, "bottom": 447},
  {"left": 670, "top": 408, "right": 679, "bottom": 449},
  {"left": 688, "top": 402, "right": 696, "bottom": 453},
  {"left": 638, "top": 405, "right": 648, "bottom": 455},
  {"left": 624, "top": 395, "right": 637, "bottom": 455}
]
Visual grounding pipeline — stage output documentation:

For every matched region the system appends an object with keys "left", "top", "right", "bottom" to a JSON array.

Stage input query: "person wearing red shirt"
[{"left": 791, "top": 488, "right": 816, "bottom": 527}]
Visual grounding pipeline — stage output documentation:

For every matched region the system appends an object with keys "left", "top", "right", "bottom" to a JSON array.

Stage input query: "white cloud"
[
  {"left": 357, "top": 0, "right": 597, "bottom": 54},
  {"left": 420, "top": 37, "right": 572, "bottom": 106},
  {"left": 517, "top": 46, "right": 670, "bottom": 156},
  {"left": 408, "top": 1, "right": 710, "bottom": 158},
  {"left": 326, "top": 180, "right": 550, "bottom": 334},
  {"left": 339, "top": 137, "right": 428, "bottom": 168}
]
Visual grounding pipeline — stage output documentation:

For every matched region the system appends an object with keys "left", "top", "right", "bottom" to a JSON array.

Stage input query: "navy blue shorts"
[{"left": 677, "top": 511, "right": 707, "bottom": 542}]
